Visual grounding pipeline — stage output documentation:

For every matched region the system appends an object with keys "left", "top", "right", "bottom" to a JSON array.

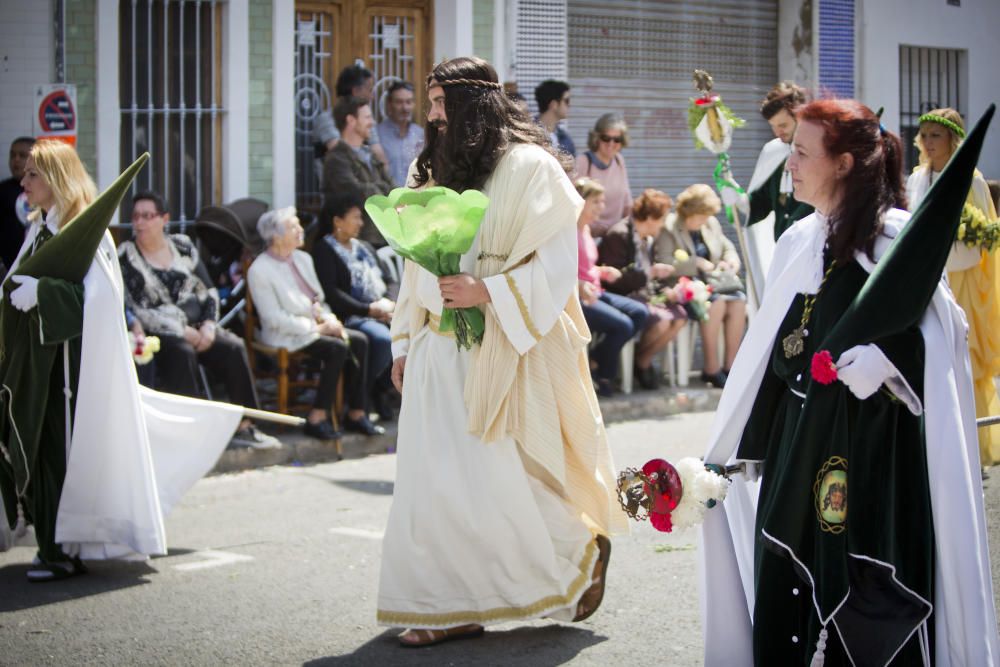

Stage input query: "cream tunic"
[{"left": 376, "top": 222, "right": 600, "bottom": 628}]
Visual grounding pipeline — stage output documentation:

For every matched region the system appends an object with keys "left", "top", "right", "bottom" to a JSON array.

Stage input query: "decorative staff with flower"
[
  {"left": 623, "top": 103, "right": 999, "bottom": 665},
  {"left": 687, "top": 69, "right": 760, "bottom": 305},
  {"left": 905, "top": 107, "right": 1000, "bottom": 466}
]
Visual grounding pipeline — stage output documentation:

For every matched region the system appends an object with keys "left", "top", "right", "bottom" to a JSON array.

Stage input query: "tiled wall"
[{"left": 248, "top": 0, "right": 274, "bottom": 205}]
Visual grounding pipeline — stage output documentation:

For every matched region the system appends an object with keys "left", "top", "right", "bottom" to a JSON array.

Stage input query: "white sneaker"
[{"left": 229, "top": 424, "right": 282, "bottom": 450}]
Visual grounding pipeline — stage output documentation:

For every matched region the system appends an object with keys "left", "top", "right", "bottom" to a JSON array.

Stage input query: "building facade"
[{"left": 1, "top": 0, "right": 997, "bottom": 226}]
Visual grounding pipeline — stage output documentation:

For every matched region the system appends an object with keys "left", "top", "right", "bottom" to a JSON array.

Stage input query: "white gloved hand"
[
  {"left": 720, "top": 186, "right": 750, "bottom": 216},
  {"left": 835, "top": 344, "right": 896, "bottom": 400},
  {"left": 9, "top": 275, "right": 39, "bottom": 312}
]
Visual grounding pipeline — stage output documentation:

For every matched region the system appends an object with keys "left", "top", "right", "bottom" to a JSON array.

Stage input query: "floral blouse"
[{"left": 118, "top": 234, "right": 220, "bottom": 337}]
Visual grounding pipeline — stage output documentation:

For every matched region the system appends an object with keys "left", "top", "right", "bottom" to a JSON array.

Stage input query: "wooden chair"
[{"left": 243, "top": 286, "right": 343, "bottom": 453}]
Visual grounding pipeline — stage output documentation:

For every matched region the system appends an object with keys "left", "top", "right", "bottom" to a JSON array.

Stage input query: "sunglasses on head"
[{"left": 599, "top": 134, "right": 623, "bottom": 144}]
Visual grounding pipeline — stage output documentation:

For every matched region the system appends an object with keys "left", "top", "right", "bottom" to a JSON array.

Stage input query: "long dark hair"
[
  {"left": 413, "top": 56, "right": 554, "bottom": 191},
  {"left": 797, "top": 99, "right": 907, "bottom": 264}
]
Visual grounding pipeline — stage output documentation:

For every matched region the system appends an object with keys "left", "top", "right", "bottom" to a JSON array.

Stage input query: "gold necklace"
[{"left": 782, "top": 260, "right": 837, "bottom": 358}]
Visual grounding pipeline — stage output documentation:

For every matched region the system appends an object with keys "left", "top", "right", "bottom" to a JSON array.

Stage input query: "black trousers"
[
  {"left": 301, "top": 330, "right": 368, "bottom": 412},
  {"left": 155, "top": 328, "right": 260, "bottom": 410}
]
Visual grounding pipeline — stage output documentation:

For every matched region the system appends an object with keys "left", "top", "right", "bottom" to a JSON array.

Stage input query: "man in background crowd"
[
  {"left": 534, "top": 79, "right": 576, "bottom": 157},
  {"left": 322, "top": 96, "right": 393, "bottom": 248},
  {"left": 375, "top": 81, "right": 424, "bottom": 187},
  {"left": 0, "top": 136, "right": 35, "bottom": 272}
]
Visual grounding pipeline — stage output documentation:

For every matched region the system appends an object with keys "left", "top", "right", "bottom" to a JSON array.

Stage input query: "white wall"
[
  {"left": 434, "top": 0, "right": 474, "bottom": 62},
  {"left": 272, "top": 0, "right": 295, "bottom": 207},
  {"left": 857, "top": 0, "right": 1000, "bottom": 178},
  {"left": 0, "top": 1, "right": 53, "bottom": 155},
  {"left": 778, "top": 0, "right": 815, "bottom": 89}
]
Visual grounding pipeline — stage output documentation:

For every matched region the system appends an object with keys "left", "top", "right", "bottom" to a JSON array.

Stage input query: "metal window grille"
[
  {"left": 368, "top": 15, "right": 416, "bottom": 123},
  {"left": 119, "top": 0, "right": 225, "bottom": 229},
  {"left": 516, "top": 0, "right": 568, "bottom": 116},
  {"left": 899, "top": 45, "right": 966, "bottom": 173},
  {"left": 294, "top": 11, "right": 335, "bottom": 214}
]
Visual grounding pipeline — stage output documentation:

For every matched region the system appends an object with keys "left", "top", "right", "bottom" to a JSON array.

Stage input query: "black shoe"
[
  {"left": 701, "top": 370, "right": 727, "bottom": 388},
  {"left": 595, "top": 378, "right": 615, "bottom": 398},
  {"left": 343, "top": 414, "right": 386, "bottom": 437},
  {"left": 635, "top": 364, "right": 660, "bottom": 390},
  {"left": 304, "top": 418, "right": 341, "bottom": 440}
]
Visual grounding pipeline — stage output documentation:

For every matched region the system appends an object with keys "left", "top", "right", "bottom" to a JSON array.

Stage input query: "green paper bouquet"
[{"left": 365, "top": 187, "right": 490, "bottom": 349}]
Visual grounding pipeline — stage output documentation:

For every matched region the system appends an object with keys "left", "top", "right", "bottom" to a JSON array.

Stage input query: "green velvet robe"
[
  {"left": 737, "top": 253, "right": 933, "bottom": 665},
  {"left": 747, "top": 161, "right": 814, "bottom": 241},
  {"left": 0, "top": 229, "right": 84, "bottom": 563}
]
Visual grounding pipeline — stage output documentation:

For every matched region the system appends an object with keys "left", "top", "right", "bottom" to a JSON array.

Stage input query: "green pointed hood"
[
  {"left": 817, "top": 104, "right": 994, "bottom": 358},
  {"left": 13, "top": 152, "right": 149, "bottom": 282}
]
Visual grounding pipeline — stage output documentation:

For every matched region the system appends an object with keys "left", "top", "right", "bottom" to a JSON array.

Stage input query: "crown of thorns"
[{"left": 434, "top": 77, "right": 503, "bottom": 90}]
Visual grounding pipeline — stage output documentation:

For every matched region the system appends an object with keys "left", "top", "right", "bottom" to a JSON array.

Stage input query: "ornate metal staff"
[{"left": 687, "top": 70, "right": 761, "bottom": 306}]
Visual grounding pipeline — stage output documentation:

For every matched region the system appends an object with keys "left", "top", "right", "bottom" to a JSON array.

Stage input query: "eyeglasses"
[
  {"left": 131, "top": 211, "right": 162, "bottom": 221},
  {"left": 599, "top": 134, "right": 623, "bottom": 144}
]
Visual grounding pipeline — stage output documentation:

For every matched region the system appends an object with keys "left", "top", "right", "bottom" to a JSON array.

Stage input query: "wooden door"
[{"left": 293, "top": 0, "right": 432, "bottom": 211}]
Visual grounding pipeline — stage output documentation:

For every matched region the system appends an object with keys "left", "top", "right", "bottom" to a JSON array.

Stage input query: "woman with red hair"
[{"left": 699, "top": 99, "right": 998, "bottom": 665}]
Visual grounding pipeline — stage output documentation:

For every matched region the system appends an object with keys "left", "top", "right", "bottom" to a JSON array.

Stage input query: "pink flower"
[{"left": 811, "top": 350, "right": 838, "bottom": 384}]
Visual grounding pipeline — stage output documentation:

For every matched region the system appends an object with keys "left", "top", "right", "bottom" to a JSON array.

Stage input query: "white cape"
[
  {"left": 698, "top": 210, "right": 1000, "bottom": 666},
  {"left": 1, "top": 228, "right": 241, "bottom": 559}
]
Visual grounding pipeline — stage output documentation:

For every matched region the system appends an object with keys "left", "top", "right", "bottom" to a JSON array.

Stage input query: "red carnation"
[{"left": 811, "top": 350, "right": 838, "bottom": 384}]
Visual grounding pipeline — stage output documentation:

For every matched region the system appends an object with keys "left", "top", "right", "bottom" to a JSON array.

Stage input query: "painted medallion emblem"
[{"left": 814, "top": 456, "right": 847, "bottom": 533}]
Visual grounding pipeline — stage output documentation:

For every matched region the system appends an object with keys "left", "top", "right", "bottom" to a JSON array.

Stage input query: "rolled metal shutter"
[{"left": 567, "top": 0, "right": 779, "bottom": 200}]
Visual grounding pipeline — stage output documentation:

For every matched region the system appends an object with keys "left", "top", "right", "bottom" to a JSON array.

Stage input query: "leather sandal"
[
  {"left": 573, "top": 534, "right": 611, "bottom": 622},
  {"left": 398, "top": 624, "right": 485, "bottom": 648}
]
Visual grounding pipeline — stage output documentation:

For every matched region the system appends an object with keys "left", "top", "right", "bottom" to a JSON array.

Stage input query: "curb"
[{"left": 209, "top": 385, "right": 724, "bottom": 476}]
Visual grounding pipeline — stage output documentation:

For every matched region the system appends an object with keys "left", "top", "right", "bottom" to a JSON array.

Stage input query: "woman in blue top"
[{"left": 312, "top": 192, "right": 396, "bottom": 421}]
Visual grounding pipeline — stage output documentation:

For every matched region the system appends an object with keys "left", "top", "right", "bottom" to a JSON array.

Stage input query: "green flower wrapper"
[{"left": 365, "top": 187, "right": 490, "bottom": 349}]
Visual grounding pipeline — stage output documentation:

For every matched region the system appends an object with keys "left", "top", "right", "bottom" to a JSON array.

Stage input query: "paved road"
[{"left": 2, "top": 411, "right": 999, "bottom": 666}]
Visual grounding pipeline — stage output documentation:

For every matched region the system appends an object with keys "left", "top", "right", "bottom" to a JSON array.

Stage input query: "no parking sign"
[{"left": 34, "top": 84, "right": 77, "bottom": 145}]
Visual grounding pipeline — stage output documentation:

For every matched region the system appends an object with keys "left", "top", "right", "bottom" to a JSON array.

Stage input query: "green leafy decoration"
[{"left": 365, "top": 187, "right": 490, "bottom": 349}]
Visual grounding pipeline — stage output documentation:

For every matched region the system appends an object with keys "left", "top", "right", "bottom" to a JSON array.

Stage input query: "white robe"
[
  {"left": 698, "top": 210, "right": 1000, "bottom": 666},
  {"left": 0, "top": 219, "right": 241, "bottom": 558},
  {"left": 376, "top": 219, "right": 598, "bottom": 628}
]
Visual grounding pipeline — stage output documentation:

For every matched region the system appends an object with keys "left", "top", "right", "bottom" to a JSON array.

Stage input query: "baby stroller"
[{"left": 192, "top": 198, "right": 268, "bottom": 327}]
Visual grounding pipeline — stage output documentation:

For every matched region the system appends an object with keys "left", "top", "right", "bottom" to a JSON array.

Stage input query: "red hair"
[{"left": 797, "top": 99, "right": 906, "bottom": 263}]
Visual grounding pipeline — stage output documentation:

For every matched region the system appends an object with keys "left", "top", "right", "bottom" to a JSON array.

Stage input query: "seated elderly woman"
[
  {"left": 119, "top": 191, "right": 280, "bottom": 449},
  {"left": 248, "top": 206, "right": 383, "bottom": 438},
  {"left": 311, "top": 192, "right": 395, "bottom": 420},
  {"left": 654, "top": 184, "right": 747, "bottom": 388},
  {"left": 599, "top": 188, "right": 687, "bottom": 389}
]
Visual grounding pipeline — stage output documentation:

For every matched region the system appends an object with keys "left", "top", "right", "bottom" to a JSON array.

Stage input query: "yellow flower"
[
  {"left": 674, "top": 249, "right": 690, "bottom": 262},
  {"left": 957, "top": 223, "right": 967, "bottom": 240}
]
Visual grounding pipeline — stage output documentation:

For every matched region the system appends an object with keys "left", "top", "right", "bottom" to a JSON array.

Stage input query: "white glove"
[
  {"left": 720, "top": 186, "right": 750, "bottom": 216},
  {"left": 835, "top": 344, "right": 895, "bottom": 400},
  {"left": 9, "top": 275, "right": 39, "bottom": 312}
]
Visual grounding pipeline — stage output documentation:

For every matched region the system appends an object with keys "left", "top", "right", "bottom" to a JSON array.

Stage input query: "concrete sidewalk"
[{"left": 211, "top": 383, "right": 724, "bottom": 475}]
